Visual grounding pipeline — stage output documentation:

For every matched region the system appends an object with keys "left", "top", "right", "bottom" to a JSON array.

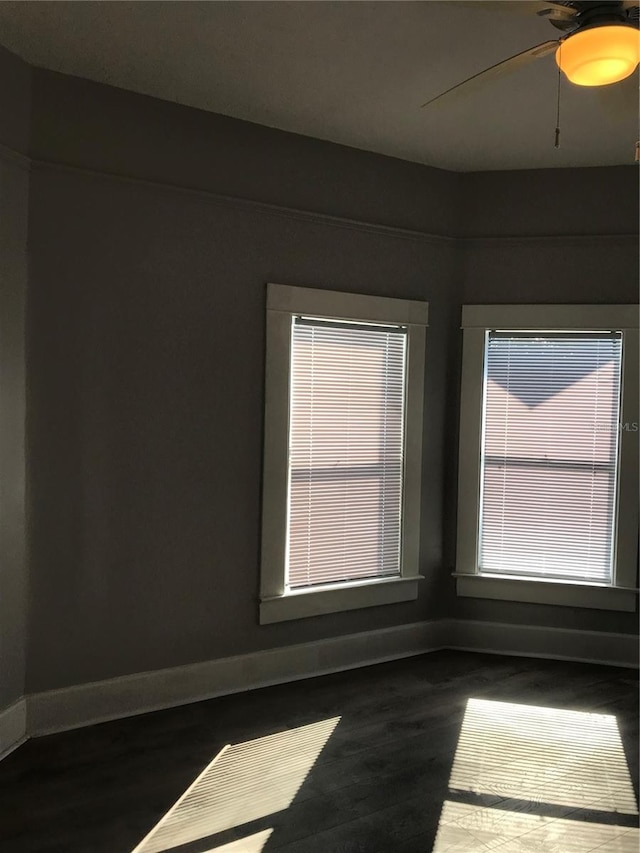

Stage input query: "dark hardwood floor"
[{"left": 0, "top": 651, "right": 638, "bottom": 853}]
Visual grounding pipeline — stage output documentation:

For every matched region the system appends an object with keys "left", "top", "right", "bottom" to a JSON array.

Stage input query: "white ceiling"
[{"left": 0, "top": 0, "right": 637, "bottom": 171}]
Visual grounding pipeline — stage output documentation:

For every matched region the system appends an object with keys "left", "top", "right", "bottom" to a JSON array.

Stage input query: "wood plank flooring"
[{"left": 0, "top": 651, "right": 637, "bottom": 853}]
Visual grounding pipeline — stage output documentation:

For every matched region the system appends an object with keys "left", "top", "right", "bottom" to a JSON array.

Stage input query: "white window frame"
[
  {"left": 455, "top": 304, "right": 639, "bottom": 613},
  {"left": 260, "top": 283, "right": 428, "bottom": 625}
]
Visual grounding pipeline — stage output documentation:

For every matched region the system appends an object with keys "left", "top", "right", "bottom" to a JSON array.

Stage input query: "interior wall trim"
[
  {"left": 463, "top": 233, "right": 638, "bottom": 248},
  {"left": 0, "top": 141, "right": 31, "bottom": 170},
  {"left": 27, "top": 620, "right": 448, "bottom": 736},
  {"left": 25, "top": 618, "right": 637, "bottom": 739},
  {"left": 451, "top": 619, "right": 640, "bottom": 669},
  {"left": 0, "top": 698, "right": 27, "bottom": 760},
  {"left": 26, "top": 156, "right": 638, "bottom": 247},
  {"left": 28, "top": 157, "right": 454, "bottom": 247}
]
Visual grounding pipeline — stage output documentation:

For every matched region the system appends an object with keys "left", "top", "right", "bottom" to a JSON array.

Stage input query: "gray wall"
[
  {"left": 0, "top": 45, "right": 29, "bottom": 710},
  {"left": 29, "top": 69, "right": 464, "bottom": 237},
  {"left": 460, "top": 167, "right": 638, "bottom": 238},
  {"left": 26, "top": 163, "right": 458, "bottom": 691},
  {"left": 0, "top": 43, "right": 30, "bottom": 154},
  {"left": 449, "top": 230, "right": 638, "bottom": 634},
  {"left": 4, "top": 62, "right": 638, "bottom": 694},
  {"left": 446, "top": 169, "right": 639, "bottom": 634}
]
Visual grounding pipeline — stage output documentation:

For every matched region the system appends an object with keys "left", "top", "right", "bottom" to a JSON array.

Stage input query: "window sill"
[
  {"left": 454, "top": 572, "right": 638, "bottom": 612},
  {"left": 260, "top": 575, "right": 424, "bottom": 624}
]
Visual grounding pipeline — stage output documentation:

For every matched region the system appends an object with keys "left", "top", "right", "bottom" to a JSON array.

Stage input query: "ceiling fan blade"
[{"left": 421, "top": 40, "right": 559, "bottom": 109}]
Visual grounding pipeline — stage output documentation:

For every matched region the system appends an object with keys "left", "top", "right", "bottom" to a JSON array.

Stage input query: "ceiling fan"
[{"left": 421, "top": 1, "right": 640, "bottom": 108}]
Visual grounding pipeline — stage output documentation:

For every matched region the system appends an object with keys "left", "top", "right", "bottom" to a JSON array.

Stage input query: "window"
[
  {"left": 456, "top": 305, "right": 638, "bottom": 612},
  {"left": 260, "top": 284, "right": 428, "bottom": 624},
  {"left": 288, "top": 318, "right": 406, "bottom": 589}
]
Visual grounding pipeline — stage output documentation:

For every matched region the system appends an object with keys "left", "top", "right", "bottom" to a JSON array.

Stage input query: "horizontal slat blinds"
[
  {"left": 479, "top": 332, "right": 623, "bottom": 583},
  {"left": 286, "top": 318, "right": 407, "bottom": 589}
]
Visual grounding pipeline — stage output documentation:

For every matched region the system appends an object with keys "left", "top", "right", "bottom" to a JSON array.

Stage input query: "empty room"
[{"left": 0, "top": 2, "right": 638, "bottom": 852}]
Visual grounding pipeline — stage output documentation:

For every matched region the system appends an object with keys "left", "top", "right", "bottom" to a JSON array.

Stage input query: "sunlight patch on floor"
[
  {"left": 448, "top": 698, "right": 638, "bottom": 814},
  {"left": 131, "top": 717, "right": 340, "bottom": 853},
  {"left": 433, "top": 799, "right": 639, "bottom": 852},
  {"left": 199, "top": 828, "right": 274, "bottom": 853}
]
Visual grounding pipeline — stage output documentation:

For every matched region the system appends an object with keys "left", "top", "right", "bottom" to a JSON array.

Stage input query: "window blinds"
[
  {"left": 286, "top": 318, "right": 407, "bottom": 590},
  {"left": 479, "top": 332, "right": 623, "bottom": 583}
]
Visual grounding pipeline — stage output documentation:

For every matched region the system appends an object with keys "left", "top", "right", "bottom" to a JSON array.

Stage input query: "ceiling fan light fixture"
[{"left": 557, "top": 24, "right": 640, "bottom": 86}]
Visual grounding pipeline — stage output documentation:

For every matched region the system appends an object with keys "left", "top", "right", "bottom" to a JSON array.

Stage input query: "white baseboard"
[
  {"left": 448, "top": 619, "right": 639, "bottom": 669},
  {"left": 21, "top": 617, "right": 640, "bottom": 741},
  {"left": 28, "top": 620, "right": 448, "bottom": 736},
  {"left": 0, "top": 698, "right": 27, "bottom": 759}
]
